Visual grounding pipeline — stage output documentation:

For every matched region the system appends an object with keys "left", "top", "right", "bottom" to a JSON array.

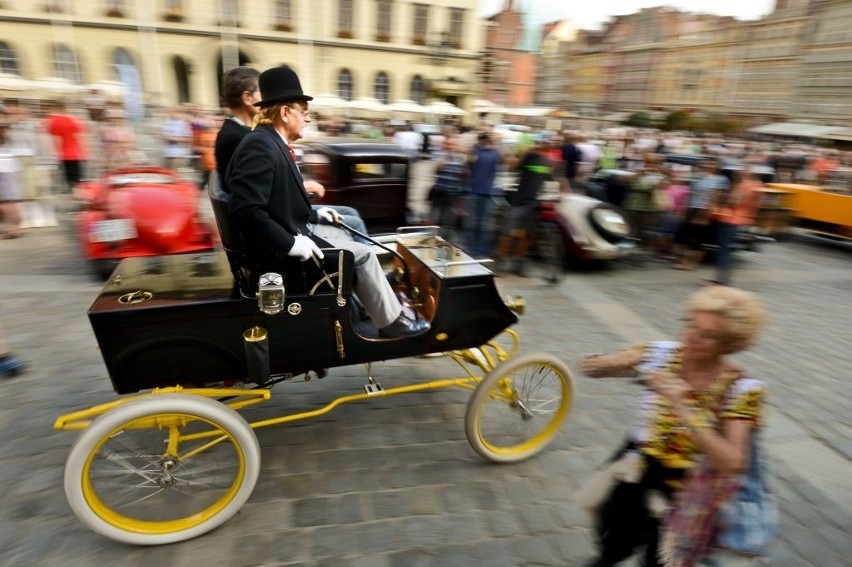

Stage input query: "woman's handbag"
[
  {"left": 715, "top": 430, "right": 779, "bottom": 555},
  {"left": 660, "top": 429, "right": 778, "bottom": 565}
]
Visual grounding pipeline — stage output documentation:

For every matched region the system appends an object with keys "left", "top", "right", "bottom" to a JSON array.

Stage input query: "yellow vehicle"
[{"left": 767, "top": 182, "right": 852, "bottom": 241}]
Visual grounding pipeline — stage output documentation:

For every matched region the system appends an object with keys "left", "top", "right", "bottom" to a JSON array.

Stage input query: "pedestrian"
[
  {"left": 578, "top": 285, "right": 767, "bottom": 567},
  {"left": 98, "top": 108, "right": 135, "bottom": 165},
  {"left": 227, "top": 66, "right": 429, "bottom": 338},
  {"left": 428, "top": 134, "right": 468, "bottom": 239},
  {"left": 0, "top": 118, "right": 26, "bottom": 238},
  {"left": 194, "top": 116, "right": 219, "bottom": 190},
  {"left": 624, "top": 154, "right": 665, "bottom": 246},
  {"left": 494, "top": 137, "right": 552, "bottom": 276},
  {"left": 464, "top": 131, "right": 504, "bottom": 257},
  {"left": 654, "top": 172, "right": 689, "bottom": 260},
  {"left": 159, "top": 106, "right": 193, "bottom": 170},
  {"left": 43, "top": 98, "right": 87, "bottom": 192},
  {"left": 561, "top": 133, "right": 582, "bottom": 191},
  {"left": 673, "top": 158, "right": 729, "bottom": 271},
  {"left": 708, "top": 168, "right": 763, "bottom": 286}
]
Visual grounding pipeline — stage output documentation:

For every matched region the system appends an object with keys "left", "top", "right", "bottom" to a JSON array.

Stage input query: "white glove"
[
  {"left": 316, "top": 207, "right": 343, "bottom": 225},
  {"left": 288, "top": 235, "right": 324, "bottom": 261}
]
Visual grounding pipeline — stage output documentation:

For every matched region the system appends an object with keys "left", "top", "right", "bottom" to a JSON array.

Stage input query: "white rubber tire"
[
  {"left": 63, "top": 394, "right": 260, "bottom": 545},
  {"left": 465, "top": 353, "right": 574, "bottom": 463}
]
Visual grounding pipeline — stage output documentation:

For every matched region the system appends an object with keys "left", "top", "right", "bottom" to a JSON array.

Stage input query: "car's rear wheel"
[
  {"left": 587, "top": 204, "right": 635, "bottom": 243},
  {"left": 64, "top": 394, "right": 260, "bottom": 545}
]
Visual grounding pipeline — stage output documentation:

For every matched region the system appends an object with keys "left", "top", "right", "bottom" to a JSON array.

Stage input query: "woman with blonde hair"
[{"left": 579, "top": 285, "right": 769, "bottom": 567}]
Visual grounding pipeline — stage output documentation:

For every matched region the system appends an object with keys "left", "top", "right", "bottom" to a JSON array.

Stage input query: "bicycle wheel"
[
  {"left": 534, "top": 221, "right": 566, "bottom": 284},
  {"left": 64, "top": 394, "right": 260, "bottom": 545},
  {"left": 465, "top": 353, "right": 574, "bottom": 463}
]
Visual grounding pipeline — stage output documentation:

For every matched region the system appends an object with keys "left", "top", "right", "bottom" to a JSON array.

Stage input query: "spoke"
[
  {"left": 114, "top": 486, "right": 168, "bottom": 508},
  {"left": 100, "top": 449, "right": 162, "bottom": 485}
]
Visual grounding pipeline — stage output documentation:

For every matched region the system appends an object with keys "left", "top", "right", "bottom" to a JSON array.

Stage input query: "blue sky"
[{"left": 478, "top": 0, "right": 777, "bottom": 29}]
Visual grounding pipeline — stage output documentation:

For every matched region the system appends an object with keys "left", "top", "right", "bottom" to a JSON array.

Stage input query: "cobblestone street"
[{"left": 0, "top": 220, "right": 850, "bottom": 566}]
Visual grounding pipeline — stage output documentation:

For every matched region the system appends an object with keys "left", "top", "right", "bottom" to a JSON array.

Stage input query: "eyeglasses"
[{"left": 288, "top": 105, "right": 311, "bottom": 120}]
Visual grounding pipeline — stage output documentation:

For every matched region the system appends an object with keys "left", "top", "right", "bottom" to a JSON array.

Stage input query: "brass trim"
[
  {"left": 334, "top": 319, "right": 345, "bottom": 359},
  {"left": 117, "top": 290, "right": 153, "bottom": 304},
  {"left": 243, "top": 326, "right": 268, "bottom": 343}
]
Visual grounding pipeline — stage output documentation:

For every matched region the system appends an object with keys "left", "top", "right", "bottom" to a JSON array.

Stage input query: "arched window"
[
  {"left": 0, "top": 42, "right": 21, "bottom": 75},
  {"left": 111, "top": 47, "right": 135, "bottom": 79},
  {"left": 337, "top": 69, "right": 353, "bottom": 101},
  {"left": 53, "top": 44, "right": 82, "bottom": 83},
  {"left": 410, "top": 75, "right": 426, "bottom": 104},
  {"left": 374, "top": 72, "right": 389, "bottom": 104},
  {"left": 172, "top": 55, "right": 191, "bottom": 103}
]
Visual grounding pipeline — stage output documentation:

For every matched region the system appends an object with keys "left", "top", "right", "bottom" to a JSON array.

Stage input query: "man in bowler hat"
[{"left": 227, "top": 66, "right": 429, "bottom": 338}]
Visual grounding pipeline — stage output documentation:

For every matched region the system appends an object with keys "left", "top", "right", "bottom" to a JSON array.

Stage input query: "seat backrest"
[
  {"left": 208, "top": 181, "right": 244, "bottom": 253},
  {"left": 207, "top": 181, "right": 258, "bottom": 297}
]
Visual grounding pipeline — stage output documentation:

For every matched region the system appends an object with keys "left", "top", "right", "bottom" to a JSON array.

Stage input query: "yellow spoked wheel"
[
  {"left": 465, "top": 353, "right": 574, "bottom": 463},
  {"left": 63, "top": 394, "right": 260, "bottom": 545}
]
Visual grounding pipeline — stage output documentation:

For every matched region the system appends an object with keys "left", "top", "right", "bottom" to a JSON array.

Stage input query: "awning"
[
  {"left": 820, "top": 128, "right": 852, "bottom": 142},
  {"left": 747, "top": 122, "right": 846, "bottom": 138},
  {"left": 498, "top": 106, "right": 558, "bottom": 117}
]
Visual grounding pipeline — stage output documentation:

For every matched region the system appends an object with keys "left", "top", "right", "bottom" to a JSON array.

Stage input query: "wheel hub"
[{"left": 157, "top": 458, "right": 179, "bottom": 487}]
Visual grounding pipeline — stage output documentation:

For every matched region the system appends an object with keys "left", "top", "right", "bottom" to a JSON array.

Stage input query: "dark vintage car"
[
  {"left": 296, "top": 138, "right": 413, "bottom": 232},
  {"left": 75, "top": 166, "right": 216, "bottom": 278}
]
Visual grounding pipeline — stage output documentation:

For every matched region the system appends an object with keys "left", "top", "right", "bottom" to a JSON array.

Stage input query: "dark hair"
[{"left": 221, "top": 66, "right": 260, "bottom": 110}]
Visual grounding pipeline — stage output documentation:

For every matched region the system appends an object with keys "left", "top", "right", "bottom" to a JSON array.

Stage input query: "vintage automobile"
[
  {"left": 52, "top": 183, "right": 575, "bottom": 545},
  {"left": 499, "top": 173, "right": 640, "bottom": 282},
  {"left": 75, "top": 166, "right": 216, "bottom": 278},
  {"left": 297, "top": 138, "right": 414, "bottom": 232}
]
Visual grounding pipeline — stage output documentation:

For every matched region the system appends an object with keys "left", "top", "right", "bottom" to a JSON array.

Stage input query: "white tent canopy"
[
  {"left": 310, "top": 93, "right": 348, "bottom": 109},
  {"left": 425, "top": 100, "right": 466, "bottom": 116},
  {"left": 747, "top": 122, "right": 846, "bottom": 138},
  {"left": 471, "top": 98, "right": 499, "bottom": 112},
  {"left": 346, "top": 97, "right": 387, "bottom": 114},
  {"left": 498, "top": 106, "right": 558, "bottom": 117},
  {"left": 0, "top": 73, "right": 38, "bottom": 92},
  {"left": 85, "top": 81, "right": 126, "bottom": 98},
  {"left": 387, "top": 99, "right": 426, "bottom": 115}
]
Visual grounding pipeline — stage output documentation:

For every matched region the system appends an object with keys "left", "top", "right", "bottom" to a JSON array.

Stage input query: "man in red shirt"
[{"left": 43, "top": 99, "right": 87, "bottom": 192}]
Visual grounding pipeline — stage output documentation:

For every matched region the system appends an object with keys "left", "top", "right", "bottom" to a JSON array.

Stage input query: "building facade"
[
  {"left": 479, "top": 0, "right": 538, "bottom": 107},
  {"left": 653, "top": 15, "right": 743, "bottom": 114},
  {"left": 538, "top": 0, "right": 850, "bottom": 127},
  {"left": 535, "top": 20, "right": 575, "bottom": 107},
  {"left": 790, "top": 0, "right": 852, "bottom": 124},
  {"left": 0, "top": 0, "right": 482, "bottom": 111},
  {"left": 728, "top": 0, "right": 813, "bottom": 124}
]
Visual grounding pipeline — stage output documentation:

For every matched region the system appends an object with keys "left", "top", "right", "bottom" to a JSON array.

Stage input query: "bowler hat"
[{"left": 254, "top": 66, "right": 313, "bottom": 107}]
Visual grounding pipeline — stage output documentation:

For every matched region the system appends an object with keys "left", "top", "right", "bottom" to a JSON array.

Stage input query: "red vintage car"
[{"left": 75, "top": 166, "right": 216, "bottom": 278}]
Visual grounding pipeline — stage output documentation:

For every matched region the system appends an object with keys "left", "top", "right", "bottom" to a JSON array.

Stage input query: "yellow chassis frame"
[{"left": 54, "top": 330, "right": 521, "bottom": 437}]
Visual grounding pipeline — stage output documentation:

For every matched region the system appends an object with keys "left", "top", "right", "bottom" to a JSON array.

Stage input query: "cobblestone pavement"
[{"left": 0, "top": 216, "right": 850, "bottom": 567}]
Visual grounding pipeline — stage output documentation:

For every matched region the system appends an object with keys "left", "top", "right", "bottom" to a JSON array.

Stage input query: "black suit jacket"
[{"left": 227, "top": 125, "right": 326, "bottom": 260}]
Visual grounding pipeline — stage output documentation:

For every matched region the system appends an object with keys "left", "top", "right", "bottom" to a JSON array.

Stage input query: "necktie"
[{"left": 287, "top": 144, "right": 297, "bottom": 162}]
